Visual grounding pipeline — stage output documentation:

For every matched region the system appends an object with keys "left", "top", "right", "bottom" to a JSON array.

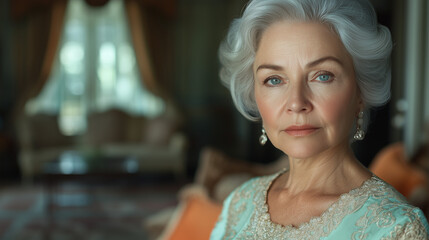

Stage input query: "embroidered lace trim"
[
  {"left": 224, "top": 171, "right": 428, "bottom": 239},
  {"left": 254, "top": 172, "right": 378, "bottom": 239},
  {"left": 380, "top": 220, "right": 429, "bottom": 240}
]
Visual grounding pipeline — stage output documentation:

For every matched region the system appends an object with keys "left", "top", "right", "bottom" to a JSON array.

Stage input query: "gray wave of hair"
[{"left": 219, "top": 0, "right": 392, "bottom": 133}]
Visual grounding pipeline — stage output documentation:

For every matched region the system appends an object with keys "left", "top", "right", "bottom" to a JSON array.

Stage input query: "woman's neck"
[{"left": 281, "top": 146, "right": 371, "bottom": 195}]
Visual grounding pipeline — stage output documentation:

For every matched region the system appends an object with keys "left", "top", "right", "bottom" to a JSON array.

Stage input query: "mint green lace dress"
[{"left": 210, "top": 171, "right": 429, "bottom": 239}]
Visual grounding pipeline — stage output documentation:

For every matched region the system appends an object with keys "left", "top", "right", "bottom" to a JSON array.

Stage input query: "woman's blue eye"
[
  {"left": 315, "top": 74, "right": 332, "bottom": 82},
  {"left": 267, "top": 78, "right": 282, "bottom": 85}
]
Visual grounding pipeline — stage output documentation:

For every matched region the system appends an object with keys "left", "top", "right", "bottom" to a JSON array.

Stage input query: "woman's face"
[{"left": 253, "top": 21, "right": 362, "bottom": 159}]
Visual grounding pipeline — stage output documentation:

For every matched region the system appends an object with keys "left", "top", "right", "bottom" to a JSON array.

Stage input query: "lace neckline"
[{"left": 261, "top": 170, "right": 377, "bottom": 231}]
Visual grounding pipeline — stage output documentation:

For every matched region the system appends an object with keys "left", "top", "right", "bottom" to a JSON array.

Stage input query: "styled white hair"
[{"left": 219, "top": 0, "right": 392, "bottom": 132}]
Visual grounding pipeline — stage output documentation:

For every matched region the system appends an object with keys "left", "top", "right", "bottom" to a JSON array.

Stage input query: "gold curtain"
[
  {"left": 124, "top": 0, "right": 164, "bottom": 98},
  {"left": 11, "top": 0, "right": 67, "bottom": 119}
]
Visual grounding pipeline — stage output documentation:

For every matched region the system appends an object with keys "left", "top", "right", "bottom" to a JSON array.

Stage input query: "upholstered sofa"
[{"left": 16, "top": 108, "right": 187, "bottom": 183}]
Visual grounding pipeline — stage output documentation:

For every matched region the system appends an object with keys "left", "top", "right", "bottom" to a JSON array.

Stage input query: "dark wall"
[
  {"left": 0, "top": 0, "right": 20, "bottom": 180},
  {"left": 172, "top": 0, "right": 263, "bottom": 174}
]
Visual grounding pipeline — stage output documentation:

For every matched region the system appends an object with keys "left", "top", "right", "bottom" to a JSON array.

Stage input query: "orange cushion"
[
  {"left": 370, "top": 142, "right": 426, "bottom": 197},
  {"left": 166, "top": 195, "right": 222, "bottom": 240}
]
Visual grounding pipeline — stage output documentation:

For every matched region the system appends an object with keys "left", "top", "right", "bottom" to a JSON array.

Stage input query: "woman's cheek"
[
  {"left": 256, "top": 91, "right": 284, "bottom": 125},
  {"left": 319, "top": 91, "right": 357, "bottom": 131}
]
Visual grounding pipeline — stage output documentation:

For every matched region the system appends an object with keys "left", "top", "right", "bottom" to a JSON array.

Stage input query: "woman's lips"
[{"left": 284, "top": 125, "right": 319, "bottom": 136}]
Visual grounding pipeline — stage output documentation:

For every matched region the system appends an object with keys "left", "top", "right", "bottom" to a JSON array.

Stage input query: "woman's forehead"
[{"left": 254, "top": 21, "right": 353, "bottom": 70}]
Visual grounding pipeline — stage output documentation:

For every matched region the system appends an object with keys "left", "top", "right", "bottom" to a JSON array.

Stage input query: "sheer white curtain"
[{"left": 26, "top": 0, "right": 165, "bottom": 136}]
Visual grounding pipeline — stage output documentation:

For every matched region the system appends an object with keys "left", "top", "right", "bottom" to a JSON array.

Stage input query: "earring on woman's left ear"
[
  {"left": 353, "top": 111, "right": 365, "bottom": 141},
  {"left": 259, "top": 127, "right": 268, "bottom": 146}
]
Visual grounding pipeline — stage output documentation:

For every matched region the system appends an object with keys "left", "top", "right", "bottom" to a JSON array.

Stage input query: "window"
[{"left": 26, "top": 0, "right": 165, "bottom": 136}]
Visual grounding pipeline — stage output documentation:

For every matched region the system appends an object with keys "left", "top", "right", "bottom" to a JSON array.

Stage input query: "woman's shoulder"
[
  {"left": 211, "top": 172, "right": 280, "bottom": 238},
  {"left": 365, "top": 175, "right": 409, "bottom": 201},
  {"left": 353, "top": 175, "right": 429, "bottom": 238},
  {"left": 361, "top": 175, "right": 421, "bottom": 215}
]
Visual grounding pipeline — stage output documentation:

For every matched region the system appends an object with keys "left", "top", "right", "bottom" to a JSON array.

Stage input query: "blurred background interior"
[{"left": 0, "top": 0, "right": 428, "bottom": 239}]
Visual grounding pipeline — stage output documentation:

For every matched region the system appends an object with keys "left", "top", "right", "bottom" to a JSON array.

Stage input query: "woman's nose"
[{"left": 285, "top": 84, "right": 312, "bottom": 113}]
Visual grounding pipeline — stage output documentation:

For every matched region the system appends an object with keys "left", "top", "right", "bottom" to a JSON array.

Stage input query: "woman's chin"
[{"left": 274, "top": 140, "right": 328, "bottom": 160}]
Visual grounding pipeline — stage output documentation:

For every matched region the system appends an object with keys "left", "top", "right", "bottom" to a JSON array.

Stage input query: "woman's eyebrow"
[
  {"left": 255, "top": 64, "right": 284, "bottom": 72},
  {"left": 307, "top": 56, "right": 343, "bottom": 68},
  {"left": 256, "top": 56, "right": 343, "bottom": 73}
]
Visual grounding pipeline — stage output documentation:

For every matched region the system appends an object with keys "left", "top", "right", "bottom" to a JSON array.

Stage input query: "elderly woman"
[{"left": 210, "top": 0, "right": 429, "bottom": 239}]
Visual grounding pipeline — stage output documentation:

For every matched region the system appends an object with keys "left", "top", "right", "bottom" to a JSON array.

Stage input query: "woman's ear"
[
  {"left": 358, "top": 102, "right": 365, "bottom": 114},
  {"left": 356, "top": 94, "right": 365, "bottom": 115}
]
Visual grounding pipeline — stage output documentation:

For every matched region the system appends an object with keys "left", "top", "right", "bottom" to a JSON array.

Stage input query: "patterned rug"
[{"left": 0, "top": 176, "right": 185, "bottom": 240}]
